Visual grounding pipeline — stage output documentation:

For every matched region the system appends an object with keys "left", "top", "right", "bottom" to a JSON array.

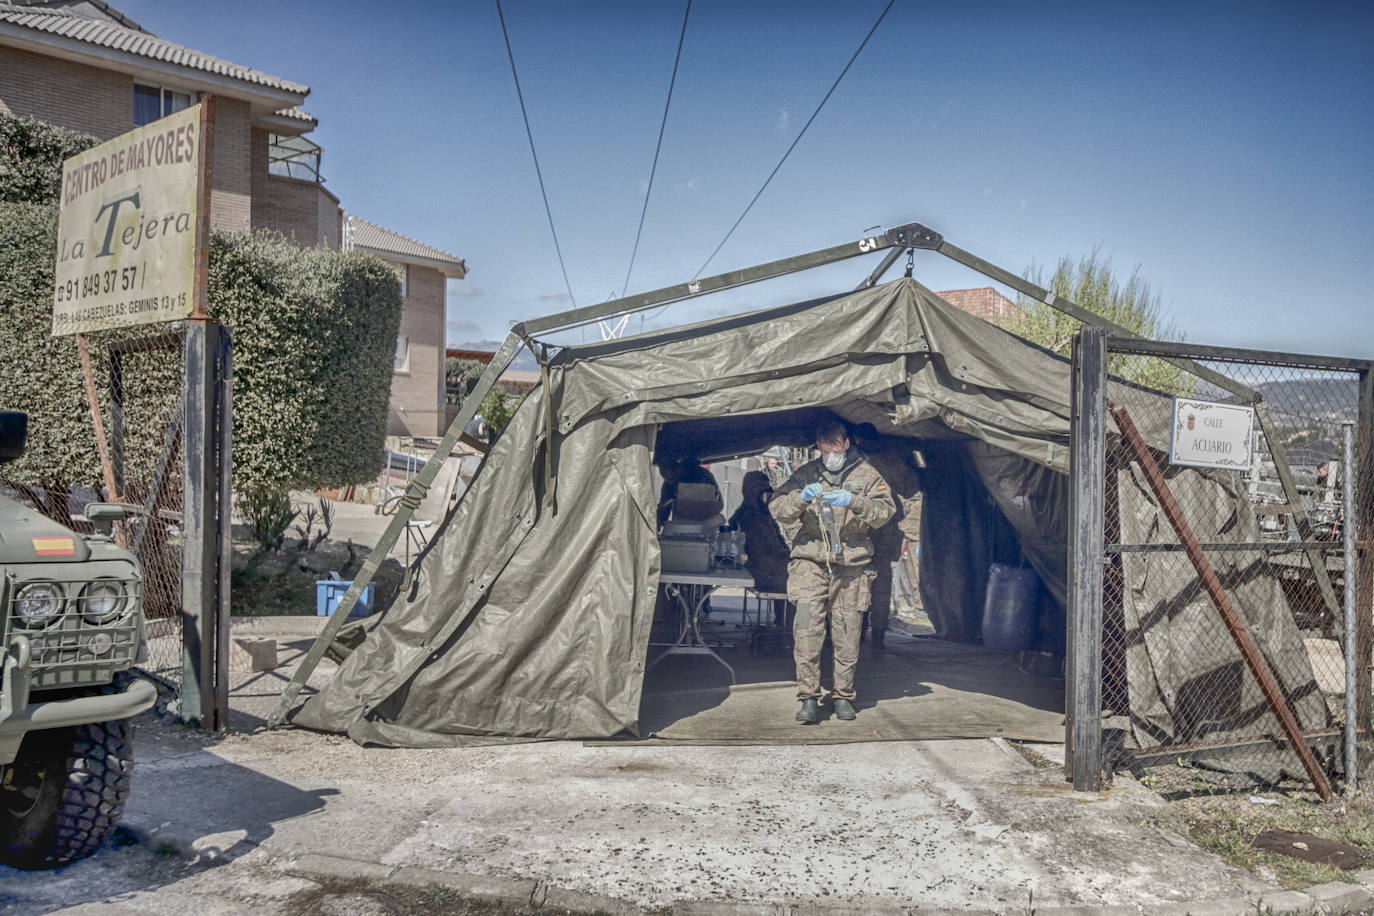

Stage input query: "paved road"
[{"left": 7, "top": 716, "right": 1349, "bottom": 915}]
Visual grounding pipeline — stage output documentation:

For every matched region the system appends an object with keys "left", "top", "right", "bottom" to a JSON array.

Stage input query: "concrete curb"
[{"left": 228, "top": 615, "right": 332, "bottom": 638}]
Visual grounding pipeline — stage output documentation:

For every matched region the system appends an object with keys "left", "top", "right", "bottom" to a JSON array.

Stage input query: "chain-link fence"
[
  {"left": 1073, "top": 330, "right": 1371, "bottom": 795},
  {"left": 107, "top": 331, "right": 186, "bottom": 692},
  {"left": 0, "top": 330, "right": 186, "bottom": 698}
]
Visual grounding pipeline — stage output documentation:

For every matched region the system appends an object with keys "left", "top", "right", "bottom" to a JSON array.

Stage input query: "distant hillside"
[
  {"left": 1195, "top": 376, "right": 1357, "bottom": 424},
  {"left": 1253, "top": 377, "right": 1358, "bottom": 426}
]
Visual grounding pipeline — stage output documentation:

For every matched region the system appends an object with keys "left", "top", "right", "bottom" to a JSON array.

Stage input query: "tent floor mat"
[{"left": 607, "top": 631, "right": 1065, "bottom": 746}]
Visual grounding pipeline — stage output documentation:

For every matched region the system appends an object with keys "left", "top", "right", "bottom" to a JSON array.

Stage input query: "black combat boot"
[
  {"left": 833, "top": 698, "right": 857, "bottom": 720},
  {"left": 871, "top": 628, "right": 886, "bottom": 651},
  {"left": 795, "top": 698, "right": 820, "bottom": 724}
]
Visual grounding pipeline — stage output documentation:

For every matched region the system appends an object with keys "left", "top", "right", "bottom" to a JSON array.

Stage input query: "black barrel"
[{"left": 982, "top": 563, "right": 1040, "bottom": 653}]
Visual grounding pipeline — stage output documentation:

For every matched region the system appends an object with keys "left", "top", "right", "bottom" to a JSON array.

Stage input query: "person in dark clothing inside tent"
[
  {"left": 729, "top": 470, "right": 791, "bottom": 626},
  {"left": 851, "top": 423, "right": 925, "bottom": 651}
]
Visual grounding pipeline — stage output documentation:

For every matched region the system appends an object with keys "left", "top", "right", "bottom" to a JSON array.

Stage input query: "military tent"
[{"left": 289, "top": 277, "right": 1325, "bottom": 754}]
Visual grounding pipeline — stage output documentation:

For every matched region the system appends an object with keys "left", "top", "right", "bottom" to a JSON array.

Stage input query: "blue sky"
[{"left": 117, "top": 1, "right": 1373, "bottom": 356}]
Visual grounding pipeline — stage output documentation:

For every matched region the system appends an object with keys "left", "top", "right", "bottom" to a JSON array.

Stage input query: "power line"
[
  {"left": 692, "top": 0, "right": 896, "bottom": 281},
  {"left": 621, "top": 0, "right": 692, "bottom": 299},
  {"left": 496, "top": 0, "right": 578, "bottom": 310}
]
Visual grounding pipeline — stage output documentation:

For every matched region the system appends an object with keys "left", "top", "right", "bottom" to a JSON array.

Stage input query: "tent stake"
[{"left": 1108, "top": 399, "right": 1333, "bottom": 802}]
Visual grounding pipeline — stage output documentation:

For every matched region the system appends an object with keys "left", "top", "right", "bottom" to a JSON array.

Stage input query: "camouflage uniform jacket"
[{"left": 770, "top": 455, "right": 896, "bottom": 566}]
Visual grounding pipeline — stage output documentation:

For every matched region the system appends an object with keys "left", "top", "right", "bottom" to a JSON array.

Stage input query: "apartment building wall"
[
  {"left": 249, "top": 127, "right": 340, "bottom": 247},
  {"left": 207, "top": 95, "right": 251, "bottom": 232},
  {"left": 0, "top": 45, "right": 131, "bottom": 139},
  {"left": 1, "top": 46, "right": 253, "bottom": 232},
  {"left": 388, "top": 265, "right": 447, "bottom": 438}
]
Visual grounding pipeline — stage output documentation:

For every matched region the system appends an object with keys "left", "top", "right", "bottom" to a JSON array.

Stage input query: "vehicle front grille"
[{"left": 2, "top": 576, "right": 144, "bottom": 691}]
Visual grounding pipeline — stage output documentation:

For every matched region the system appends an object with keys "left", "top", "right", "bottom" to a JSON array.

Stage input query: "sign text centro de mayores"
[
  {"left": 1169, "top": 396, "right": 1255, "bottom": 472},
  {"left": 51, "top": 104, "right": 202, "bottom": 336}
]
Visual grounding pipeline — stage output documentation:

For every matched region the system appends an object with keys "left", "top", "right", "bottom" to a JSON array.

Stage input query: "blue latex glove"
[
  {"left": 821, "top": 488, "right": 853, "bottom": 508},
  {"left": 800, "top": 482, "right": 824, "bottom": 503}
]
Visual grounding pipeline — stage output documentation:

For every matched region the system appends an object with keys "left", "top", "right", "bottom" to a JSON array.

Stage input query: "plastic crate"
[{"left": 315, "top": 580, "right": 375, "bottom": 617}]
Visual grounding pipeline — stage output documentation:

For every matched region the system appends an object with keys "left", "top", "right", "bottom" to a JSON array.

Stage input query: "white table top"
[{"left": 659, "top": 567, "right": 755, "bottom": 588}]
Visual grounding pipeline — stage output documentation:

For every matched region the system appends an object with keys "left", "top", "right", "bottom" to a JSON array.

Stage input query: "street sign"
[
  {"left": 52, "top": 104, "right": 204, "bottom": 336},
  {"left": 1169, "top": 396, "right": 1254, "bottom": 471}
]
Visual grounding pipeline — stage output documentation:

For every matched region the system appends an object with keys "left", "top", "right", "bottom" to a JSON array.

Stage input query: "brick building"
[
  {"left": 933, "top": 287, "right": 1020, "bottom": 321},
  {"left": 0, "top": 0, "right": 466, "bottom": 437}
]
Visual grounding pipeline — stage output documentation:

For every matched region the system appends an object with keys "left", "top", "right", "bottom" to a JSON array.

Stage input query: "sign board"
[
  {"left": 1169, "top": 396, "right": 1255, "bottom": 471},
  {"left": 52, "top": 104, "right": 204, "bottom": 336}
]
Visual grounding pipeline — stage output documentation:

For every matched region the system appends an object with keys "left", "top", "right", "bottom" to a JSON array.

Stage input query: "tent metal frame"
[{"left": 270, "top": 221, "right": 1353, "bottom": 758}]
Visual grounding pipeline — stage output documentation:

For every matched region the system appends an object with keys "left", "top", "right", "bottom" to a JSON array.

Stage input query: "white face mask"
[{"left": 822, "top": 450, "right": 846, "bottom": 472}]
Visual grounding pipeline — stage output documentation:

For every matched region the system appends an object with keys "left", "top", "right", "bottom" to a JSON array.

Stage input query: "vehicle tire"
[{"left": 0, "top": 715, "right": 134, "bottom": 869}]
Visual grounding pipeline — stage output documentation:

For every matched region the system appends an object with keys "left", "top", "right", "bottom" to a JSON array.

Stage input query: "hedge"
[
  {"left": 0, "top": 218, "right": 402, "bottom": 500},
  {"left": 0, "top": 111, "right": 404, "bottom": 500},
  {"left": 0, "top": 203, "right": 101, "bottom": 488},
  {"left": 0, "top": 115, "right": 98, "bottom": 206},
  {"left": 206, "top": 231, "right": 403, "bottom": 492}
]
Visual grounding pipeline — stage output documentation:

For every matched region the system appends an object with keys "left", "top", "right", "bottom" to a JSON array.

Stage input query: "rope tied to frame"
[{"left": 398, "top": 478, "right": 430, "bottom": 512}]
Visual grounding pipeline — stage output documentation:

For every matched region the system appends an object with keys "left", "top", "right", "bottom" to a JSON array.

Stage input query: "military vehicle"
[{"left": 0, "top": 409, "right": 156, "bottom": 869}]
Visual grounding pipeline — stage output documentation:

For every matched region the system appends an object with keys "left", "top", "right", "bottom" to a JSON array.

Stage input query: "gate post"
[
  {"left": 1069, "top": 326, "right": 1108, "bottom": 790},
  {"left": 181, "top": 320, "right": 230, "bottom": 728},
  {"left": 1357, "top": 368, "right": 1373, "bottom": 739}
]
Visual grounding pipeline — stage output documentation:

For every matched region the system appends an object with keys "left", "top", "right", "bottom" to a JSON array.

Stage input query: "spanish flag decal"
[{"left": 31, "top": 536, "right": 76, "bottom": 557}]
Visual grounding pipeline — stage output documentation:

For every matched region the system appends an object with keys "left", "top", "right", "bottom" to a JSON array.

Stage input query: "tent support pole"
[
  {"left": 857, "top": 246, "right": 905, "bottom": 290},
  {"left": 268, "top": 330, "right": 527, "bottom": 725},
  {"left": 935, "top": 239, "right": 1343, "bottom": 628},
  {"left": 1110, "top": 398, "right": 1334, "bottom": 802}
]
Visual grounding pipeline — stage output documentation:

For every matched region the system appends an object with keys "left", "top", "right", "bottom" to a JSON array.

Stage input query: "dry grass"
[{"left": 1142, "top": 763, "right": 1374, "bottom": 890}]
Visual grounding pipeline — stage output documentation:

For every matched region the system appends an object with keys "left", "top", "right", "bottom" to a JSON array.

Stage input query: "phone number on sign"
[{"left": 54, "top": 266, "right": 144, "bottom": 302}]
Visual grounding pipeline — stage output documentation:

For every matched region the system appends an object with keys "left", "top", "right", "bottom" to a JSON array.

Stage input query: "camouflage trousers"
[{"left": 788, "top": 559, "right": 872, "bottom": 701}]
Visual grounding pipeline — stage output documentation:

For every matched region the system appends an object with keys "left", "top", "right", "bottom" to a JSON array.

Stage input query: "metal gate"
[
  {"left": 1070, "top": 327, "right": 1373, "bottom": 798},
  {"left": 107, "top": 331, "right": 187, "bottom": 696}
]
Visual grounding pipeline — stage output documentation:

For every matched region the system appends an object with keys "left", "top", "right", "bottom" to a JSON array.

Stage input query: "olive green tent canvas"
[{"left": 289, "top": 278, "right": 1326, "bottom": 759}]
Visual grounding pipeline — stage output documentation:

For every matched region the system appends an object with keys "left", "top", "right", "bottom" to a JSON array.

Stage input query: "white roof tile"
[
  {"left": 345, "top": 213, "right": 467, "bottom": 279},
  {"left": 0, "top": 3, "right": 308, "bottom": 96}
]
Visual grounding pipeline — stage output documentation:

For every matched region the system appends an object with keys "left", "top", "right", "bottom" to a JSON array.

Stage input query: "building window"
[
  {"left": 394, "top": 336, "right": 409, "bottom": 373},
  {"left": 134, "top": 84, "right": 191, "bottom": 126},
  {"left": 267, "top": 133, "right": 324, "bottom": 182}
]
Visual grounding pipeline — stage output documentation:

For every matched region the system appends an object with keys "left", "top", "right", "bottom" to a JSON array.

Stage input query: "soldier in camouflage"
[{"left": 770, "top": 420, "right": 895, "bottom": 724}]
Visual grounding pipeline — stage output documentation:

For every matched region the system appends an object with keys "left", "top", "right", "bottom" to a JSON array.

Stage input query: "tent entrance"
[{"left": 639, "top": 410, "right": 1067, "bottom": 744}]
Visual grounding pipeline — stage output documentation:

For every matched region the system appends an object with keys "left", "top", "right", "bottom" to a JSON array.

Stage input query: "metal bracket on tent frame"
[{"left": 268, "top": 222, "right": 930, "bottom": 725}]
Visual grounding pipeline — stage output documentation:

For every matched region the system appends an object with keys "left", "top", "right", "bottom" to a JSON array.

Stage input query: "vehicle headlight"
[
  {"left": 81, "top": 580, "right": 127, "bottom": 624},
  {"left": 14, "top": 582, "right": 65, "bottom": 627}
]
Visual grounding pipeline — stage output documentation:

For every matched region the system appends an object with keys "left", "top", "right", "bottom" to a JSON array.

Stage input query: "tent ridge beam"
[{"left": 523, "top": 223, "right": 932, "bottom": 337}]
